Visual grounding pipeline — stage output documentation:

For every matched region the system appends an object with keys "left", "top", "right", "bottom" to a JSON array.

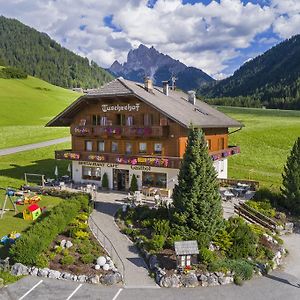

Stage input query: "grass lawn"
[
  {"left": 0, "top": 142, "right": 70, "bottom": 258},
  {"left": 219, "top": 107, "right": 300, "bottom": 189},
  {"left": 0, "top": 74, "right": 78, "bottom": 149}
]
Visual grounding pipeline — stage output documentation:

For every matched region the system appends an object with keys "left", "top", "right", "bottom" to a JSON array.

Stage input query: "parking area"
[
  {"left": 1, "top": 269, "right": 300, "bottom": 300},
  {"left": 0, "top": 276, "right": 120, "bottom": 300}
]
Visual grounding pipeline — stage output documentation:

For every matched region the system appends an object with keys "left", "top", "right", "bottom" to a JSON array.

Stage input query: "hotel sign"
[{"left": 101, "top": 103, "right": 140, "bottom": 113}]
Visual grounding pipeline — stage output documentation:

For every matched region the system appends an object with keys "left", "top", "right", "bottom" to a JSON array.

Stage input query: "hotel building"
[{"left": 47, "top": 77, "right": 242, "bottom": 193}]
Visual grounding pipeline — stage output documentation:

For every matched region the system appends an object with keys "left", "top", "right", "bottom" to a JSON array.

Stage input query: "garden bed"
[
  {"left": 115, "top": 204, "right": 287, "bottom": 287},
  {"left": 3, "top": 191, "right": 122, "bottom": 285}
]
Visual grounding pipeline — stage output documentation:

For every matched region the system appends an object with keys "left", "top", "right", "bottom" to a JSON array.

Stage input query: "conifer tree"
[
  {"left": 172, "top": 128, "right": 223, "bottom": 246},
  {"left": 281, "top": 137, "right": 300, "bottom": 215},
  {"left": 130, "top": 174, "right": 138, "bottom": 192}
]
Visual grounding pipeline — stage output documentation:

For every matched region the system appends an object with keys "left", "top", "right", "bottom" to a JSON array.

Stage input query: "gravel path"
[
  {"left": 0, "top": 137, "right": 70, "bottom": 156},
  {"left": 91, "top": 192, "right": 158, "bottom": 288}
]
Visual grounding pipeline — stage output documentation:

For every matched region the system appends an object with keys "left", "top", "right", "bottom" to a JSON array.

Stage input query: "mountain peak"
[{"left": 109, "top": 44, "right": 214, "bottom": 90}]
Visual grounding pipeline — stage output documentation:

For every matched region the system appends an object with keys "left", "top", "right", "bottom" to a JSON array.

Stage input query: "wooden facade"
[{"left": 69, "top": 97, "right": 229, "bottom": 159}]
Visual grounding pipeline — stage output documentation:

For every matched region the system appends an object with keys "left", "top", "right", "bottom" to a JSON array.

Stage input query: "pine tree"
[
  {"left": 130, "top": 174, "right": 138, "bottom": 192},
  {"left": 172, "top": 128, "right": 223, "bottom": 246},
  {"left": 281, "top": 137, "right": 300, "bottom": 215}
]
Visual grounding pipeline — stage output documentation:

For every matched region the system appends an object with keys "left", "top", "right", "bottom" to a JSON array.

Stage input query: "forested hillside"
[
  {"left": 200, "top": 35, "right": 300, "bottom": 110},
  {"left": 0, "top": 16, "right": 113, "bottom": 88}
]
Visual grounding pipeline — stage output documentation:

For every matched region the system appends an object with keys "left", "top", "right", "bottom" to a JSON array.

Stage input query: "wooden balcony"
[
  {"left": 70, "top": 125, "right": 169, "bottom": 138},
  {"left": 55, "top": 146, "right": 240, "bottom": 170},
  {"left": 55, "top": 150, "right": 182, "bottom": 169}
]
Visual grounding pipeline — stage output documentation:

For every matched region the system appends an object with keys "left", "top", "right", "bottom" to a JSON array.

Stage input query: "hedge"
[{"left": 9, "top": 194, "right": 89, "bottom": 266}]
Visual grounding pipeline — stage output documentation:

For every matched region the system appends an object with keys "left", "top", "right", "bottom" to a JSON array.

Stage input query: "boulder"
[
  {"left": 181, "top": 272, "right": 198, "bottom": 288},
  {"left": 149, "top": 255, "right": 158, "bottom": 270},
  {"left": 207, "top": 274, "right": 219, "bottom": 286},
  {"left": 97, "top": 256, "right": 106, "bottom": 267},
  {"left": 37, "top": 268, "right": 50, "bottom": 277},
  {"left": 101, "top": 272, "right": 122, "bottom": 285},
  {"left": 71, "top": 275, "right": 78, "bottom": 282},
  {"left": 29, "top": 267, "right": 39, "bottom": 276},
  {"left": 60, "top": 239, "right": 66, "bottom": 248},
  {"left": 103, "top": 264, "right": 110, "bottom": 271},
  {"left": 105, "top": 256, "right": 111, "bottom": 263},
  {"left": 65, "top": 241, "right": 73, "bottom": 249},
  {"left": 159, "top": 274, "right": 181, "bottom": 288},
  {"left": 77, "top": 275, "right": 87, "bottom": 283},
  {"left": 88, "top": 275, "right": 100, "bottom": 284},
  {"left": 48, "top": 270, "right": 61, "bottom": 279},
  {"left": 11, "top": 263, "right": 29, "bottom": 276},
  {"left": 95, "top": 264, "right": 101, "bottom": 270},
  {"left": 219, "top": 276, "right": 233, "bottom": 285},
  {"left": 0, "top": 257, "right": 10, "bottom": 272},
  {"left": 61, "top": 272, "right": 73, "bottom": 281},
  {"left": 198, "top": 274, "right": 208, "bottom": 282}
]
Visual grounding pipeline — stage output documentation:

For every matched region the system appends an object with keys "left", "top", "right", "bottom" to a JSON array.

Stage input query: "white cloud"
[
  {"left": 271, "top": 0, "right": 300, "bottom": 38},
  {"left": 0, "top": 0, "right": 298, "bottom": 77}
]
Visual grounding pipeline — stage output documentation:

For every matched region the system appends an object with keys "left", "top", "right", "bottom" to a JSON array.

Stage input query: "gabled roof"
[
  {"left": 174, "top": 240, "right": 199, "bottom": 255},
  {"left": 46, "top": 77, "right": 242, "bottom": 128},
  {"left": 27, "top": 204, "right": 40, "bottom": 212}
]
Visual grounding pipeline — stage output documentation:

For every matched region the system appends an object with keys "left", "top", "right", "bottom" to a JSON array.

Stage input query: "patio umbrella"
[
  {"left": 54, "top": 166, "right": 58, "bottom": 178},
  {"left": 67, "top": 163, "right": 71, "bottom": 173}
]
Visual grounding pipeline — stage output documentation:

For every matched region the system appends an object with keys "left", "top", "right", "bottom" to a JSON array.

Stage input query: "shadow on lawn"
[{"left": 0, "top": 159, "right": 68, "bottom": 187}]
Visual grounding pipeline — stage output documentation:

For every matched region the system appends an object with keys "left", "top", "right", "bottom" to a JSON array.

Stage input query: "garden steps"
[{"left": 234, "top": 202, "right": 278, "bottom": 231}]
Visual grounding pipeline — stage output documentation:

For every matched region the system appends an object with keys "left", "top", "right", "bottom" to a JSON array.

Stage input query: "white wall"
[{"left": 213, "top": 158, "right": 228, "bottom": 179}]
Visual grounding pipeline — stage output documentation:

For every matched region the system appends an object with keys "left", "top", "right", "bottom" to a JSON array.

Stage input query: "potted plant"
[
  {"left": 130, "top": 174, "right": 138, "bottom": 192},
  {"left": 102, "top": 173, "right": 109, "bottom": 190}
]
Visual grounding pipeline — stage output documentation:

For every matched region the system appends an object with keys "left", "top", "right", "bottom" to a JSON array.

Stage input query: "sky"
[{"left": 0, "top": 0, "right": 299, "bottom": 79}]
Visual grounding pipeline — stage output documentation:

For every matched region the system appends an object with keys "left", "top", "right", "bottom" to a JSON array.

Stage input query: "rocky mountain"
[
  {"left": 200, "top": 35, "right": 300, "bottom": 110},
  {"left": 0, "top": 16, "right": 113, "bottom": 89},
  {"left": 109, "top": 44, "right": 214, "bottom": 91}
]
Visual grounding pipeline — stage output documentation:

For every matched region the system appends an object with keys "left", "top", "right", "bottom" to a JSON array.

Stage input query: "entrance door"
[{"left": 113, "top": 169, "right": 129, "bottom": 191}]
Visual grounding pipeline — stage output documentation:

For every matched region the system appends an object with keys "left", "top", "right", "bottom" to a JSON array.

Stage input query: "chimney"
[
  {"left": 171, "top": 76, "right": 177, "bottom": 90},
  {"left": 144, "top": 77, "right": 153, "bottom": 93},
  {"left": 162, "top": 80, "right": 169, "bottom": 96},
  {"left": 188, "top": 90, "right": 196, "bottom": 105}
]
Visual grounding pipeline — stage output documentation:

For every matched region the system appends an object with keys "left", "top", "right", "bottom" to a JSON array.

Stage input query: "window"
[
  {"left": 160, "top": 117, "right": 168, "bottom": 126},
  {"left": 144, "top": 114, "right": 153, "bottom": 126},
  {"left": 98, "top": 141, "right": 105, "bottom": 152},
  {"left": 92, "top": 115, "right": 101, "bottom": 126},
  {"left": 126, "top": 115, "right": 134, "bottom": 126},
  {"left": 154, "top": 143, "right": 162, "bottom": 155},
  {"left": 219, "top": 137, "right": 225, "bottom": 150},
  {"left": 85, "top": 140, "right": 93, "bottom": 151},
  {"left": 139, "top": 142, "right": 147, "bottom": 153},
  {"left": 100, "top": 116, "right": 108, "bottom": 126},
  {"left": 112, "top": 141, "right": 118, "bottom": 153},
  {"left": 116, "top": 114, "right": 125, "bottom": 126},
  {"left": 126, "top": 142, "right": 132, "bottom": 154},
  {"left": 206, "top": 139, "right": 212, "bottom": 150},
  {"left": 142, "top": 172, "right": 167, "bottom": 188},
  {"left": 82, "top": 166, "right": 101, "bottom": 181}
]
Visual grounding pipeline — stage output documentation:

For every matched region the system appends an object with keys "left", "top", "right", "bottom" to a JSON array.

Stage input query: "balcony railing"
[
  {"left": 55, "top": 146, "right": 240, "bottom": 169},
  {"left": 71, "top": 125, "right": 169, "bottom": 138},
  {"left": 55, "top": 150, "right": 182, "bottom": 169}
]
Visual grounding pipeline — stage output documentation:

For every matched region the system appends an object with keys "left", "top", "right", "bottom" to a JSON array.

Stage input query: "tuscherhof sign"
[{"left": 101, "top": 103, "right": 140, "bottom": 113}]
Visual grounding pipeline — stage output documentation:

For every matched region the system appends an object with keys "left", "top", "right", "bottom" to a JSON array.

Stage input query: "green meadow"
[
  {"left": 0, "top": 143, "right": 70, "bottom": 257},
  {"left": 221, "top": 107, "right": 300, "bottom": 189},
  {"left": 0, "top": 74, "right": 78, "bottom": 149}
]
